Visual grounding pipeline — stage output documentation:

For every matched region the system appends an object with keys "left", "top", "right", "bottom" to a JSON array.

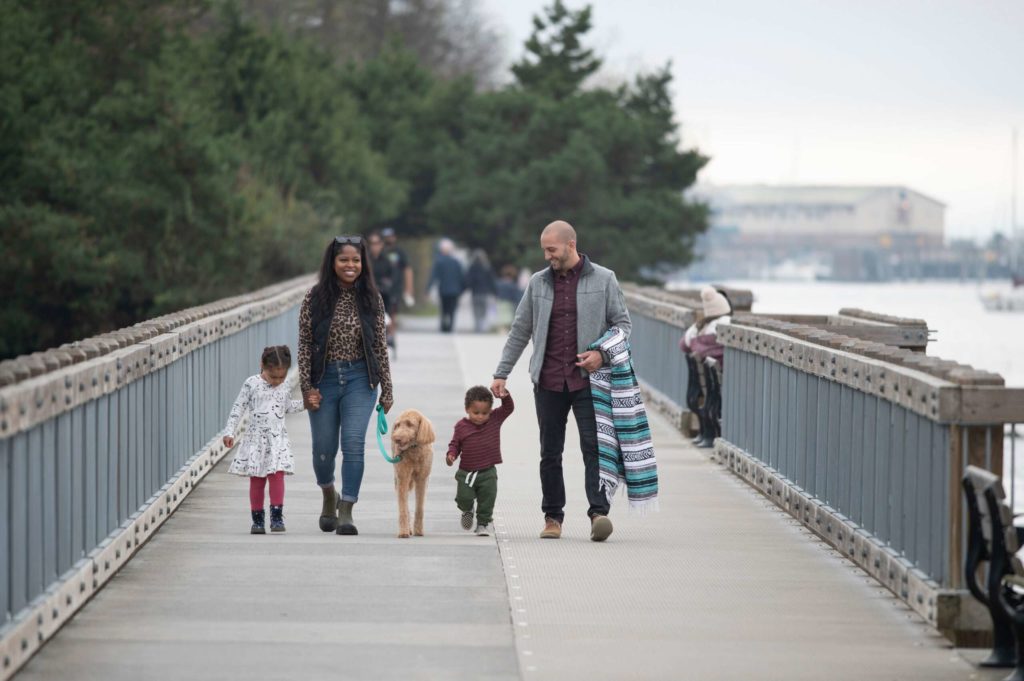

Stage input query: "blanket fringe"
[{"left": 627, "top": 498, "right": 660, "bottom": 515}]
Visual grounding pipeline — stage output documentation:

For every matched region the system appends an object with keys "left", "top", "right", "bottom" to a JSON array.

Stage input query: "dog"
[{"left": 390, "top": 409, "right": 436, "bottom": 538}]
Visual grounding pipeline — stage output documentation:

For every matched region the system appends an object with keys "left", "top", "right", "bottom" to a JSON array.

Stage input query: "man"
[
  {"left": 367, "top": 231, "right": 396, "bottom": 351},
  {"left": 426, "top": 238, "right": 466, "bottom": 333},
  {"left": 381, "top": 227, "right": 414, "bottom": 314},
  {"left": 490, "top": 220, "right": 631, "bottom": 542}
]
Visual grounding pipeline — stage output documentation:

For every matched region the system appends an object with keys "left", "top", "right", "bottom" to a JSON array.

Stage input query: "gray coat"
[{"left": 493, "top": 257, "right": 631, "bottom": 385}]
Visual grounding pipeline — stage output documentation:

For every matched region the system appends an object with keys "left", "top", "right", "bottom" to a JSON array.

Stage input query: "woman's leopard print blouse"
[{"left": 298, "top": 287, "right": 393, "bottom": 404}]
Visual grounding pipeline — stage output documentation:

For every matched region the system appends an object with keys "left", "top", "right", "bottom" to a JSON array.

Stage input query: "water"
[
  {"left": 717, "top": 280, "right": 1024, "bottom": 386},
  {"left": 690, "top": 279, "right": 1024, "bottom": 506}
]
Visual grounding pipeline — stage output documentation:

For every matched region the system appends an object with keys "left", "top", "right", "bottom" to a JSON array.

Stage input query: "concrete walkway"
[{"left": 15, "top": 317, "right": 1005, "bottom": 681}]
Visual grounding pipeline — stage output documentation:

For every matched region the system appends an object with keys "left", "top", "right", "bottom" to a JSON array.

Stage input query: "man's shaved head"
[
  {"left": 541, "top": 220, "right": 577, "bottom": 244},
  {"left": 540, "top": 219, "right": 580, "bottom": 272}
]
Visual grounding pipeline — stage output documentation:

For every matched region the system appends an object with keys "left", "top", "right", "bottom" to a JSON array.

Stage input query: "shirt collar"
[{"left": 558, "top": 254, "right": 586, "bottom": 279}]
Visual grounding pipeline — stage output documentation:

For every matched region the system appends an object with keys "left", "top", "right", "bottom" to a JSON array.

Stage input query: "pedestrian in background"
[
  {"left": 495, "top": 264, "right": 524, "bottom": 331},
  {"left": 381, "top": 227, "right": 415, "bottom": 321},
  {"left": 427, "top": 238, "right": 466, "bottom": 333},
  {"left": 466, "top": 249, "right": 497, "bottom": 333},
  {"left": 368, "top": 232, "right": 397, "bottom": 352},
  {"left": 687, "top": 287, "right": 731, "bottom": 447}
]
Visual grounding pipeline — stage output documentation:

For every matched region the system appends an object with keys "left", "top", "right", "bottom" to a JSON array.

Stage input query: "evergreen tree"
[
  {"left": 511, "top": 0, "right": 601, "bottom": 100},
  {"left": 428, "top": 2, "right": 708, "bottom": 280}
]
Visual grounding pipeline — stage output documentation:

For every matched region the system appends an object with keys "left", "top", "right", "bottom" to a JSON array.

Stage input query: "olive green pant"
[{"left": 454, "top": 466, "right": 498, "bottom": 525}]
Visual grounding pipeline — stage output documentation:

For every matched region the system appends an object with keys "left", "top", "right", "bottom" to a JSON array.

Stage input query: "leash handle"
[{"left": 376, "top": 404, "right": 401, "bottom": 464}]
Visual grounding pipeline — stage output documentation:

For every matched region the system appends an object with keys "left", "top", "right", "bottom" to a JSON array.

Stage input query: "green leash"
[{"left": 376, "top": 404, "right": 401, "bottom": 463}]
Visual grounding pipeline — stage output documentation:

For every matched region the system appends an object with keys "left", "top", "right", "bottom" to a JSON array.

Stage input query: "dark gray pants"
[{"left": 534, "top": 384, "right": 608, "bottom": 523}]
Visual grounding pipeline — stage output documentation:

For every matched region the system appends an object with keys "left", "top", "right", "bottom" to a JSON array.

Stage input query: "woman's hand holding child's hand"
[
  {"left": 222, "top": 435, "right": 234, "bottom": 448},
  {"left": 304, "top": 389, "right": 322, "bottom": 411}
]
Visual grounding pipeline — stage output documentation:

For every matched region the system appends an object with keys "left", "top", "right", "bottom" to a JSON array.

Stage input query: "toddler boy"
[{"left": 446, "top": 386, "right": 514, "bottom": 535}]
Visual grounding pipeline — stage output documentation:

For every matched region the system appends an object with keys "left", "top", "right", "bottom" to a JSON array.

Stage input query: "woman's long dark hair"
[{"left": 310, "top": 237, "right": 382, "bottom": 320}]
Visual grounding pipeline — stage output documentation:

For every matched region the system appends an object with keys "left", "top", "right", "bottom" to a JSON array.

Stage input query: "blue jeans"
[{"left": 309, "top": 360, "right": 378, "bottom": 501}]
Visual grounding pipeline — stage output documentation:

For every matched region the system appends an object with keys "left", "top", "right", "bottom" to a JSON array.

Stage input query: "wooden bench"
[{"left": 962, "top": 465, "right": 1024, "bottom": 677}]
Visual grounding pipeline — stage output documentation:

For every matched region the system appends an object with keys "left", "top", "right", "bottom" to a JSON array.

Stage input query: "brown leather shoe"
[
  {"left": 590, "top": 514, "right": 613, "bottom": 542},
  {"left": 539, "top": 517, "right": 562, "bottom": 539}
]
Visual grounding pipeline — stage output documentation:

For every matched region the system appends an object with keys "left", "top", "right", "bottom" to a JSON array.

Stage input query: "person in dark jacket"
[
  {"left": 680, "top": 287, "right": 731, "bottom": 448},
  {"left": 466, "top": 249, "right": 497, "bottom": 333},
  {"left": 427, "top": 238, "right": 466, "bottom": 333}
]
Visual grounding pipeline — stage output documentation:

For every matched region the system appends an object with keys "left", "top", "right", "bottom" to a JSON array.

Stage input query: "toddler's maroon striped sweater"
[{"left": 446, "top": 394, "right": 514, "bottom": 471}]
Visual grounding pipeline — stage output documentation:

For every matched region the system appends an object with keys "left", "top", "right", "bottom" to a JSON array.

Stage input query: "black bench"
[{"left": 962, "top": 465, "right": 1024, "bottom": 678}]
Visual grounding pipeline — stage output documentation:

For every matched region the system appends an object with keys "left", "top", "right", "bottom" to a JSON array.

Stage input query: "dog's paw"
[
  {"left": 413, "top": 530, "right": 424, "bottom": 537},
  {"left": 398, "top": 531, "right": 411, "bottom": 538}
]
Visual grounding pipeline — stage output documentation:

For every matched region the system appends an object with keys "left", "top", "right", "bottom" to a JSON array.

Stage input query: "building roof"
[{"left": 692, "top": 184, "right": 946, "bottom": 208}]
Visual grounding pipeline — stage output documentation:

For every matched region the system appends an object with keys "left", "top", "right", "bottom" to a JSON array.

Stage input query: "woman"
[
  {"left": 686, "top": 287, "right": 731, "bottom": 448},
  {"left": 298, "top": 236, "right": 394, "bottom": 535}
]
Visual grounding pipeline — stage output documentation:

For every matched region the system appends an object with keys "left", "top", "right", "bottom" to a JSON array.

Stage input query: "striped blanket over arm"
[{"left": 588, "top": 327, "right": 659, "bottom": 512}]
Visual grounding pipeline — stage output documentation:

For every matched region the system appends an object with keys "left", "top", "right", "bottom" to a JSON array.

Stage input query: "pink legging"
[{"left": 249, "top": 472, "right": 285, "bottom": 510}]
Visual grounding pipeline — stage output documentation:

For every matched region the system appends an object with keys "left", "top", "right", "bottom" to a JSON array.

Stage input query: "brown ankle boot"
[
  {"left": 539, "top": 517, "right": 562, "bottom": 539},
  {"left": 319, "top": 486, "right": 338, "bottom": 533},
  {"left": 337, "top": 500, "right": 358, "bottom": 535}
]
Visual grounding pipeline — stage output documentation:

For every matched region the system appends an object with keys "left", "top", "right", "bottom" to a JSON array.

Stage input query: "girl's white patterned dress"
[{"left": 224, "top": 374, "right": 303, "bottom": 477}]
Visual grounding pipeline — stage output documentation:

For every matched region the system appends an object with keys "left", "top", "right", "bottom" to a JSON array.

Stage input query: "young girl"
[{"left": 222, "top": 345, "right": 311, "bottom": 534}]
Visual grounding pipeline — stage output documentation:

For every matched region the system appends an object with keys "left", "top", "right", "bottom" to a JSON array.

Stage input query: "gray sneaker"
[
  {"left": 590, "top": 515, "right": 613, "bottom": 542},
  {"left": 460, "top": 510, "right": 474, "bottom": 531},
  {"left": 475, "top": 522, "right": 492, "bottom": 536}
]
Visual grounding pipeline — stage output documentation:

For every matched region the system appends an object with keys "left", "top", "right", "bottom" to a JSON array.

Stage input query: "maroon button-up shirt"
[{"left": 539, "top": 256, "right": 588, "bottom": 392}]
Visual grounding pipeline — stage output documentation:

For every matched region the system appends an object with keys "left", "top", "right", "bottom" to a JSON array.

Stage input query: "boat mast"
[{"left": 1014, "top": 126, "right": 1019, "bottom": 273}]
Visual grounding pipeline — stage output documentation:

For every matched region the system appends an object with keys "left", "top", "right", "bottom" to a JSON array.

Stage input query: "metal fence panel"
[
  {"left": 27, "top": 426, "right": 43, "bottom": 608},
  {"left": 890, "top": 405, "right": 906, "bottom": 553},
  {"left": 118, "top": 388, "right": 129, "bottom": 521},
  {"left": 934, "top": 425, "right": 950, "bottom": 584},
  {"left": 850, "top": 390, "right": 865, "bottom": 525},
  {"left": 875, "top": 400, "right": 892, "bottom": 543},
  {"left": 862, "top": 394, "right": 878, "bottom": 532},
  {"left": 1, "top": 436, "right": 9, "bottom": 622},
  {"left": 10, "top": 433, "right": 28, "bottom": 614},
  {"left": 40, "top": 421, "right": 56, "bottom": 589},
  {"left": 903, "top": 408, "right": 919, "bottom": 561},
  {"left": 56, "top": 412, "right": 72, "bottom": 574},
  {"left": 814, "top": 379, "right": 828, "bottom": 499},
  {"left": 72, "top": 405, "right": 86, "bottom": 561},
  {"left": 838, "top": 386, "right": 853, "bottom": 516},
  {"left": 826, "top": 382, "right": 841, "bottom": 507},
  {"left": 97, "top": 394, "right": 111, "bottom": 542},
  {"left": 795, "top": 371, "right": 809, "bottom": 488},
  {"left": 914, "top": 414, "right": 932, "bottom": 577},
  {"left": 84, "top": 400, "right": 98, "bottom": 552}
]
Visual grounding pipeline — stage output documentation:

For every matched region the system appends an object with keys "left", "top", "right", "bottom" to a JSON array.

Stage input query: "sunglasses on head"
[{"left": 334, "top": 235, "right": 362, "bottom": 246}]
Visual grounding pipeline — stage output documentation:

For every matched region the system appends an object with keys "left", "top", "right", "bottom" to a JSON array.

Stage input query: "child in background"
[
  {"left": 223, "top": 345, "right": 312, "bottom": 534},
  {"left": 446, "top": 386, "right": 514, "bottom": 536}
]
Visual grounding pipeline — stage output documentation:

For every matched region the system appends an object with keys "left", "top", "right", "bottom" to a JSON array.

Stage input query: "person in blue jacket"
[{"left": 427, "top": 238, "right": 466, "bottom": 333}]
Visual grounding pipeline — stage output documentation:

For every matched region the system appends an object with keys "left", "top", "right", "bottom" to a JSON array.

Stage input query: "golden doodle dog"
[{"left": 390, "top": 409, "right": 436, "bottom": 538}]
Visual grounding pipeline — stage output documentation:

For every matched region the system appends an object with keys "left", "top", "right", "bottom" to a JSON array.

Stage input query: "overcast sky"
[{"left": 481, "top": 0, "right": 1024, "bottom": 242}]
